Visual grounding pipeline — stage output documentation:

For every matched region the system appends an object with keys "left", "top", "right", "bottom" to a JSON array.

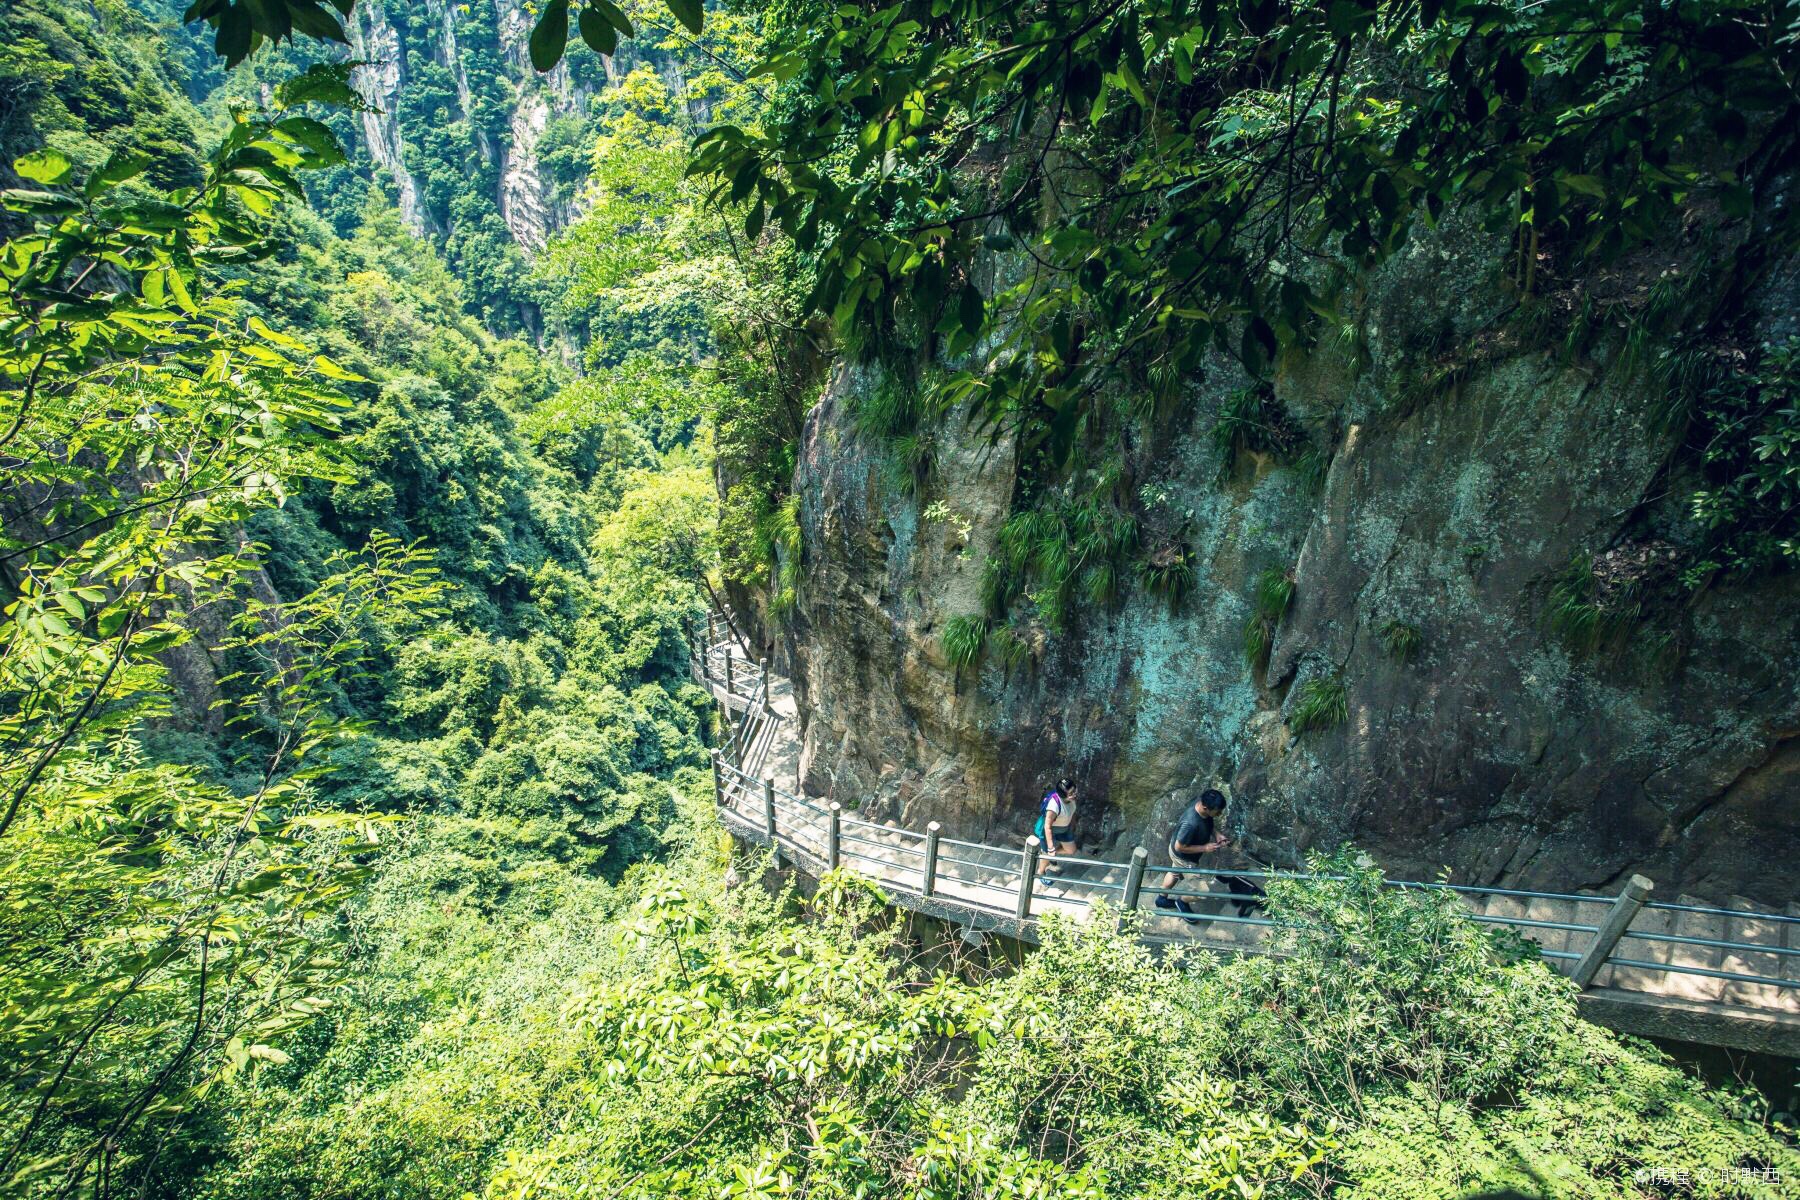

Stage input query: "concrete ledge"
[{"left": 1576, "top": 987, "right": 1800, "bottom": 1056}]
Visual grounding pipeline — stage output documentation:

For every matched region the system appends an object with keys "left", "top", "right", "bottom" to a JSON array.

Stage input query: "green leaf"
[
  {"left": 529, "top": 0, "right": 570, "bottom": 72},
  {"left": 242, "top": 0, "right": 292, "bottom": 38},
  {"left": 248, "top": 315, "right": 306, "bottom": 351},
  {"left": 275, "top": 62, "right": 367, "bottom": 111},
  {"left": 285, "top": 0, "right": 348, "bottom": 43},
  {"left": 2, "top": 189, "right": 81, "bottom": 216},
  {"left": 215, "top": 4, "right": 253, "bottom": 65},
  {"left": 313, "top": 354, "right": 368, "bottom": 382},
  {"left": 577, "top": 7, "right": 617, "bottom": 56},
  {"left": 958, "top": 284, "right": 985, "bottom": 337},
  {"left": 666, "top": 0, "right": 703, "bottom": 34},
  {"left": 589, "top": 0, "right": 634, "bottom": 36},
  {"left": 133, "top": 628, "right": 190, "bottom": 654},
  {"left": 14, "top": 150, "right": 74, "bottom": 187},
  {"left": 1325, "top": 0, "right": 1374, "bottom": 38},
  {"left": 85, "top": 150, "right": 151, "bottom": 198},
  {"left": 273, "top": 117, "right": 345, "bottom": 163},
  {"left": 1241, "top": 315, "right": 1276, "bottom": 374},
  {"left": 114, "top": 200, "right": 192, "bottom": 231},
  {"left": 1558, "top": 173, "right": 1606, "bottom": 199}
]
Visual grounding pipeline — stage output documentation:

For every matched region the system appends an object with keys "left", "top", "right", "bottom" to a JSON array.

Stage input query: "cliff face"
[
  {"left": 345, "top": 1, "right": 437, "bottom": 237},
  {"left": 757, "top": 214, "right": 1800, "bottom": 908},
  {"left": 343, "top": 0, "right": 585, "bottom": 254}
]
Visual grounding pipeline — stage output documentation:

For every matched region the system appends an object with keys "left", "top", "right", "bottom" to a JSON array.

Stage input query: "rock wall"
[
  {"left": 345, "top": 0, "right": 583, "bottom": 250},
  {"left": 757, "top": 218, "right": 1800, "bottom": 909},
  {"left": 346, "top": 1, "right": 436, "bottom": 237}
]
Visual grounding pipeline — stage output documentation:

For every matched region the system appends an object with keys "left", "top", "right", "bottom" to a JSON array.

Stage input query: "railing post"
[
  {"left": 762, "top": 778, "right": 778, "bottom": 840},
  {"left": 1017, "top": 836, "right": 1040, "bottom": 920},
  {"left": 1119, "top": 847, "right": 1149, "bottom": 930},
  {"left": 922, "top": 822, "right": 941, "bottom": 897},
  {"left": 1571, "top": 874, "right": 1654, "bottom": 988},
  {"left": 827, "top": 803, "right": 842, "bottom": 870},
  {"left": 761, "top": 660, "right": 770, "bottom": 703},
  {"left": 724, "top": 648, "right": 735, "bottom": 697},
  {"left": 710, "top": 750, "right": 724, "bottom": 806}
]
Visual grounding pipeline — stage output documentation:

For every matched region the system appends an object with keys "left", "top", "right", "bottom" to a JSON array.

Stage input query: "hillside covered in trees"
[{"left": 0, "top": 1, "right": 1796, "bottom": 1198}]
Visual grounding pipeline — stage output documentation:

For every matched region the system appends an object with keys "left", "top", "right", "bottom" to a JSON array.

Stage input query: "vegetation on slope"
[
  {"left": 0, "top": 2, "right": 723, "bottom": 1189},
  {"left": 179, "top": 850, "right": 1800, "bottom": 1200}
]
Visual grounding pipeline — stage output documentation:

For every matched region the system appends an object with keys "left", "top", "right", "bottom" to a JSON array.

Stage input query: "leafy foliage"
[
  {"left": 941, "top": 613, "right": 987, "bottom": 672},
  {"left": 1135, "top": 545, "right": 1196, "bottom": 611},
  {"left": 0, "top": 8, "right": 725, "bottom": 1192},
  {"left": 1244, "top": 567, "right": 1294, "bottom": 673},
  {"left": 1544, "top": 553, "right": 1638, "bottom": 658},
  {"left": 179, "top": 0, "right": 355, "bottom": 67},
  {"left": 1681, "top": 338, "right": 1800, "bottom": 584},
  {"left": 1378, "top": 619, "right": 1422, "bottom": 662},
  {"left": 1288, "top": 673, "right": 1349, "bottom": 735},
  {"left": 686, "top": 0, "right": 1793, "bottom": 481},
  {"left": 1213, "top": 385, "right": 1306, "bottom": 470},
  {"left": 200, "top": 846, "right": 1789, "bottom": 1200},
  {"left": 984, "top": 477, "right": 1141, "bottom": 634},
  {"left": 0, "top": 69, "right": 459, "bottom": 1190}
]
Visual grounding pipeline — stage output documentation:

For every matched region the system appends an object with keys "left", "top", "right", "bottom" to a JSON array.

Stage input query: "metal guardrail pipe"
[
  {"left": 1573, "top": 874, "right": 1654, "bottom": 988},
  {"left": 827, "top": 803, "right": 842, "bottom": 870},
  {"left": 923, "top": 822, "right": 941, "bottom": 896}
]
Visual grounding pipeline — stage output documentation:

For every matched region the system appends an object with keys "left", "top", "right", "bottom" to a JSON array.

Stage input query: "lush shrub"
[{"left": 187, "top": 850, "right": 1778, "bottom": 1200}]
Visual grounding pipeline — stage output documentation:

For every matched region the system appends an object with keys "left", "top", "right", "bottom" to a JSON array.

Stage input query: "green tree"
[{"left": 0, "top": 69, "right": 443, "bottom": 1194}]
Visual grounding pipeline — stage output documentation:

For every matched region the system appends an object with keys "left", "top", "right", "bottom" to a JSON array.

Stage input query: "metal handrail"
[
  {"left": 938, "top": 835, "right": 1003, "bottom": 852},
  {"left": 1606, "top": 959, "right": 1799, "bottom": 990},
  {"left": 840, "top": 845, "right": 901, "bottom": 871},
  {"left": 1046, "top": 876, "right": 1128, "bottom": 893},
  {"left": 843, "top": 830, "right": 925, "bottom": 860},
  {"left": 1146, "top": 907, "right": 1278, "bottom": 929},
  {"left": 1039, "top": 852, "right": 1125, "bottom": 871},
  {"left": 1619, "top": 930, "right": 1800, "bottom": 957},
  {"left": 938, "top": 852, "right": 1017, "bottom": 871},
  {"left": 1428, "top": 883, "right": 1614, "bottom": 904},
  {"left": 1645, "top": 900, "right": 1800, "bottom": 924},
  {"left": 1467, "top": 914, "right": 1600, "bottom": 934},
  {"left": 698, "top": 612, "right": 1800, "bottom": 1020}
]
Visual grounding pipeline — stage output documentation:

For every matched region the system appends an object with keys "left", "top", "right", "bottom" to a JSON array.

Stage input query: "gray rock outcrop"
[{"left": 745, "top": 217, "right": 1800, "bottom": 908}]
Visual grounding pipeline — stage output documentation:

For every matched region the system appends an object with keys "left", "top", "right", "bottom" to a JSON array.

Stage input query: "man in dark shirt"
[{"left": 1156, "top": 789, "right": 1228, "bottom": 915}]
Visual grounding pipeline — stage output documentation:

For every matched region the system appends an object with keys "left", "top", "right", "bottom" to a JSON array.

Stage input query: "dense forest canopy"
[{"left": 0, "top": 1, "right": 1795, "bottom": 1198}]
